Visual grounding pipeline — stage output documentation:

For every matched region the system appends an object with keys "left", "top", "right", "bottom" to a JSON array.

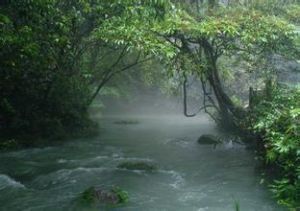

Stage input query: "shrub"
[{"left": 251, "top": 86, "right": 300, "bottom": 209}]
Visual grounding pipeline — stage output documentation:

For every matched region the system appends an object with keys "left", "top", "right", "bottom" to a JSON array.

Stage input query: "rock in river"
[
  {"left": 197, "top": 134, "right": 221, "bottom": 145},
  {"left": 79, "top": 186, "right": 129, "bottom": 205}
]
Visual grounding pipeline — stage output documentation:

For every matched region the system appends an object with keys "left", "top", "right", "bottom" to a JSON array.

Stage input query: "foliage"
[
  {"left": 0, "top": 0, "right": 173, "bottom": 145},
  {"left": 2, "top": 0, "right": 294, "bottom": 142},
  {"left": 284, "top": 4, "right": 300, "bottom": 24},
  {"left": 246, "top": 1, "right": 300, "bottom": 24},
  {"left": 187, "top": 9, "right": 296, "bottom": 57},
  {"left": 93, "top": 0, "right": 179, "bottom": 60},
  {"left": 174, "top": 6, "right": 297, "bottom": 125},
  {"left": 0, "top": 0, "right": 95, "bottom": 141},
  {"left": 1, "top": 1, "right": 299, "bottom": 208},
  {"left": 251, "top": 86, "right": 300, "bottom": 209}
]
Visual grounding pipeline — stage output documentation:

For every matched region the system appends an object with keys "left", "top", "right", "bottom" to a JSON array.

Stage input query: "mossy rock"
[
  {"left": 111, "top": 186, "right": 129, "bottom": 204},
  {"left": 197, "top": 134, "right": 221, "bottom": 145},
  {"left": 79, "top": 186, "right": 129, "bottom": 206},
  {"left": 80, "top": 187, "right": 97, "bottom": 205},
  {"left": 117, "top": 161, "right": 157, "bottom": 171}
]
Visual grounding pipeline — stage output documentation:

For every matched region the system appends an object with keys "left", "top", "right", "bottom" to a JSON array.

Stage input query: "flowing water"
[{"left": 0, "top": 115, "right": 286, "bottom": 211}]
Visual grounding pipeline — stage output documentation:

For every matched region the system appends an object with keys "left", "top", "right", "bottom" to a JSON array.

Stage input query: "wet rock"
[
  {"left": 79, "top": 186, "right": 128, "bottom": 205},
  {"left": 95, "top": 188, "right": 120, "bottom": 204},
  {"left": 197, "top": 134, "right": 220, "bottom": 145},
  {"left": 117, "top": 161, "right": 157, "bottom": 171}
]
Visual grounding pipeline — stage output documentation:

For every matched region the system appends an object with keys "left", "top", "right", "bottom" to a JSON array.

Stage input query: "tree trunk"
[{"left": 202, "top": 40, "right": 245, "bottom": 128}]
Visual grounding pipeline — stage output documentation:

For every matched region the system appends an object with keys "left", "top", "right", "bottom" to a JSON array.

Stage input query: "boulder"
[
  {"left": 95, "top": 188, "right": 120, "bottom": 204},
  {"left": 79, "top": 186, "right": 128, "bottom": 205},
  {"left": 197, "top": 134, "right": 220, "bottom": 145}
]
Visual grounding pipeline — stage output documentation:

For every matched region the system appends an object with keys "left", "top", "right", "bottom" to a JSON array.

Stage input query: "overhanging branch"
[{"left": 88, "top": 52, "right": 152, "bottom": 105}]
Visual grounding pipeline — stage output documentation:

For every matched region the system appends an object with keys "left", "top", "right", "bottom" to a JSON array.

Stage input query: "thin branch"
[
  {"left": 87, "top": 45, "right": 129, "bottom": 104},
  {"left": 88, "top": 52, "right": 151, "bottom": 105}
]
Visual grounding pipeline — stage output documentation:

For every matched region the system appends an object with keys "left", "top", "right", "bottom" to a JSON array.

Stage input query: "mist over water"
[{"left": 0, "top": 89, "right": 286, "bottom": 211}]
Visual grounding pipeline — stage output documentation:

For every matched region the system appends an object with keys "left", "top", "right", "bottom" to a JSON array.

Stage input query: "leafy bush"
[
  {"left": 251, "top": 86, "right": 300, "bottom": 209},
  {"left": 284, "top": 4, "right": 300, "bottom": 24}
]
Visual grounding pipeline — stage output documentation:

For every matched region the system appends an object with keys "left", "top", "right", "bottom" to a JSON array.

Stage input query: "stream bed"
[{"left": 0, "top": 115, "right": 286, "bottom": 211}]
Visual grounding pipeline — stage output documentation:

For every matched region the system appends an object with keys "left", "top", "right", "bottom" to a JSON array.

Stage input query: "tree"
[
  {"left": 98, "top": 1, "right": 297, "bottom": 127},
  {"left": 0, "top": 0, "right": 174, "bottom": 140},
  {"left": 175, "top": 8, "right": 297, "bottom": 127}
]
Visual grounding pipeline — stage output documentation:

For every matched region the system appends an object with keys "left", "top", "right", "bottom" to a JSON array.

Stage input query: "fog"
[{"left": 99, "top": 83, "right": 205, "bottom": 118}]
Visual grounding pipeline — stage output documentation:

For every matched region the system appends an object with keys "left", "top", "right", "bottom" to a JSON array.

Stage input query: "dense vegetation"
[
  {"left": 1, "top": 0, "right": 300, "bottom": 209},
  {"left": 0, "top": 0, "right": 165, "bottom": 144},
  {"left": 251, "top": 85, "right": 300, "bottom": 208}
]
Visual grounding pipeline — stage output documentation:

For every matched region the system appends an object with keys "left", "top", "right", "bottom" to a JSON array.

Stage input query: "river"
[{"left": 0, "top": 115, "right": 285, "bottom": 210}]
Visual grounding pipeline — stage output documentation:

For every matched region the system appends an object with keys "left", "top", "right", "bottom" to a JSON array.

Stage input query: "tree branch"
[{"left": 87, "top": 52, "right": 151, "bottom": 105}]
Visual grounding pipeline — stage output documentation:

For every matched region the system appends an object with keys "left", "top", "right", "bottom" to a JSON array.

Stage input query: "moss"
[
  {"left": 117, "top": 161, "right": 157, "bottom": 171},
  {"left": 111, "top": 186, "right": 129, "bottom": 204},
  {"left": 80, "top": 187, "right": 97, "bottom": 205}
]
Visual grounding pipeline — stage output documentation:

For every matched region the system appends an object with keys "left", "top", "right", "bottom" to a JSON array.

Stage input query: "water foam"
[
  {"left": 0, "top": 174, "right": 25, "bottom": 190},
  {"left": 56, "top": 155, "right": 110, "bottom": 164},
  {"left": 158, "top": 170, "right": 185, "bottom": 189},
  {"left": 54, "top": 167, "right": 109, "bottom": 177}
]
